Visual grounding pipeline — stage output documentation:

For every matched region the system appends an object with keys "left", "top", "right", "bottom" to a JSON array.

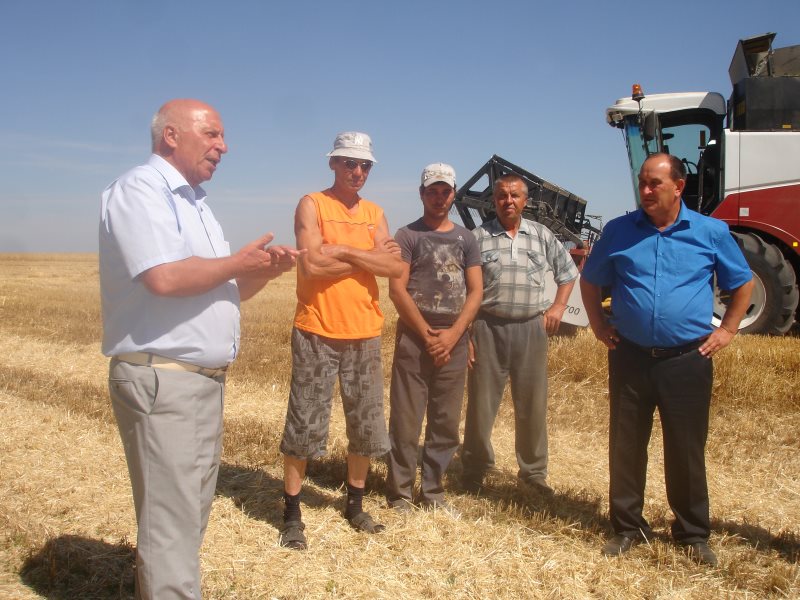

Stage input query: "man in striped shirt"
[{"left": 461, "top": 173, "right": 578, "bottom": 495}]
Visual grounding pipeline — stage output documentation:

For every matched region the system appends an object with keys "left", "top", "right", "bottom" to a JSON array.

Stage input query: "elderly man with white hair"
[{"left": 100, "top": 99, "right": 298, "bottom": 598}]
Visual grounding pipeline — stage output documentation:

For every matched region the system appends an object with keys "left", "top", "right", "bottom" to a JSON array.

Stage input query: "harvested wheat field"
[{"left": 0, "top": 253, "right": 798, "bottom": 599}]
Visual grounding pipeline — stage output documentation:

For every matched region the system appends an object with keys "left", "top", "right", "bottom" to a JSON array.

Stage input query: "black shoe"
[
  {"left": 602, "top": 534, "right": 637, "bottom": 556},
  {"left": 462, "top": 476, "right": 484, "bottom": 494},
  {"left": 520, "top": 477, "right": 554, "bottom": 497},
  {"left": 687, "top": 542, "right": 718, "bottom": 567}
]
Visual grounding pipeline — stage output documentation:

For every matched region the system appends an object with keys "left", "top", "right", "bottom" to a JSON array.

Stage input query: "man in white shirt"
[{"left": 100, "top": 98, "right": 299, "bottom": 599}]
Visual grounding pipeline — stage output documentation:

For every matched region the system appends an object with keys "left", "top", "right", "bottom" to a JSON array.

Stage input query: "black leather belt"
[{"left": 619, "top": 336, "right": 707, "bottom": 359}]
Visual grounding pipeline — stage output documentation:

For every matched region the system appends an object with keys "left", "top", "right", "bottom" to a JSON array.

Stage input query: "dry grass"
[{"left": 0, "top": 253, "right": 797, "bottom": 599}]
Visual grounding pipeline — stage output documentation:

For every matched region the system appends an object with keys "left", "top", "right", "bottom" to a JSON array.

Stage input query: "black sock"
[
  {"left": 345, "top": 483, "right": 364, "bottom": 519},
  {"left": 283, "top": 492, "right": 301, "bottom": 523}
]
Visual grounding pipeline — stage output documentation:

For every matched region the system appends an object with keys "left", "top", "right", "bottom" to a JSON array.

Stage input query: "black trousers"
[{"left": 608, "top": 340, "right": 713, "bottom": 544}]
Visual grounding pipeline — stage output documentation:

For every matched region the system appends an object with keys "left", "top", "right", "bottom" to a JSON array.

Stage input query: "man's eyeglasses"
[{"left": 340, "top": 159, "right": 373, "bottom": 172}]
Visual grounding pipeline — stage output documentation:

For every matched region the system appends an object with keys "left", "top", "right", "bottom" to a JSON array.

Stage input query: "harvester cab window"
[{"left": 659, "top": 122, "right": 714, "bottom": 213}]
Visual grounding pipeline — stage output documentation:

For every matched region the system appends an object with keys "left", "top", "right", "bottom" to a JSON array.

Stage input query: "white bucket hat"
[
  {"left": 326, "top": 131, "right": 377, "bottom": 162},
  {"left": 421, "top": 162, "right": 456, "bottom": 188}
]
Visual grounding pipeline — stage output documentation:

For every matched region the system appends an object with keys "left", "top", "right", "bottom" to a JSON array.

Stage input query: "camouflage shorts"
[{"left": 280, "top": 328, "right": 390, "bottom": 459}]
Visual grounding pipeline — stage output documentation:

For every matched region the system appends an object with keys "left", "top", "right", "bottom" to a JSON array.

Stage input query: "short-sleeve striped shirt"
[{"left": 474, "top": 218, "right": 578, "bottom": 319}]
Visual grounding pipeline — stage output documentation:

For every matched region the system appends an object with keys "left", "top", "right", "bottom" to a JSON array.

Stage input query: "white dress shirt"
[{"left": 100, "top": 154, "right": 240, "bottom": 367}]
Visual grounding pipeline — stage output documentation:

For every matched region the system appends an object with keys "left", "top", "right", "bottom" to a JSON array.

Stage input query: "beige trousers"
[{"left": 109, "top": 358, "right": 225, "bottom": 600}]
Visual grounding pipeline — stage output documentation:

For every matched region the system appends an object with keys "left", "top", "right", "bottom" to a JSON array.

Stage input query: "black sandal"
[
  {"left": 347, "top": 511, "right": 385, "bottom": 534},
  {"left": 279, "top": 520, "right": 307, "bottom": 550}
]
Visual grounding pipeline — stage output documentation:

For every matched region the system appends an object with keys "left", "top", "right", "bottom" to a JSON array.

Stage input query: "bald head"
[
  {"left": 150, "top": 99, "right": 227, "bottom": 187},
  {"left": 151, "top": 99, "right": 216, "bottom": 152}
]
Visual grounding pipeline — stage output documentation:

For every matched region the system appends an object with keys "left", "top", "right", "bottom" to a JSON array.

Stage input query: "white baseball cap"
[
  {"left": 421, "top": 162, "right": 456, "bottom": 188},
  {"left": 326, "top": 131, "right": 377, "bottom": 162}
]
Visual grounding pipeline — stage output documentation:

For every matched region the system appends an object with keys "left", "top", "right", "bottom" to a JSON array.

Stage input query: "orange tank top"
[{"left": 294, "top": 190, "right": 384, "bottom": 339}]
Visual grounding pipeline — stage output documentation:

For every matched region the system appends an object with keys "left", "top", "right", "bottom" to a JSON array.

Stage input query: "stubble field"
[{"left": 0, "top": 253, "right": 798, "bottom": 599}]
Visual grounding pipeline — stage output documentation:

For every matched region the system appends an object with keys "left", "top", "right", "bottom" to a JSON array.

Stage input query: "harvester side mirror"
[{"left": 642, "top": 112, "right": 657, "bottom": 143}]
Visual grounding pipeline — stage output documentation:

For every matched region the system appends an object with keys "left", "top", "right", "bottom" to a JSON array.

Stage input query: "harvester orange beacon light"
[{"left": 632, "top": 84, "right": 645, "bottom": 102}]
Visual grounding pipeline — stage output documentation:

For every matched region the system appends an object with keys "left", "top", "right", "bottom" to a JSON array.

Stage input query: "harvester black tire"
[{"left": 731, "top": 232, "right": 798, "bottom": 335}]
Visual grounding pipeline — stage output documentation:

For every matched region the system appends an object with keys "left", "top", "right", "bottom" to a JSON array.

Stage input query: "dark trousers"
[
  {"left": 386, "top": 321, "right": 468, "bottom": 505},
  {"left": 608, "top": 341, "right": 713, "bottom": 544}
]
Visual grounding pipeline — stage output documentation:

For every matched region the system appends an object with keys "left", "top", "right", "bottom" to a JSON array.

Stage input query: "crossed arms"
[{"left": 294, "top": 194, "right": 404, "bottom": 279}]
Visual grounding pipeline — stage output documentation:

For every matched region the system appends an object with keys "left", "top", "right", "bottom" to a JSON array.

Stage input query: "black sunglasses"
[{"left": 341, "top": 159, "right": 373, "bottom": 172}]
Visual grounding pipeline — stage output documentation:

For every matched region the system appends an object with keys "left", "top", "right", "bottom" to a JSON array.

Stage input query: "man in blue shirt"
[
  {"left": 580, "top": 153, "right": 753, "bottom": 567},
  {"left": 100, "top": 99, "right": 299, "bottom": 599}
]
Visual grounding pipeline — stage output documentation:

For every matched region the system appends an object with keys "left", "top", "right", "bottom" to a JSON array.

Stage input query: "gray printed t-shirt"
[{"left": 396, "top": 218, "right": 482, "bottom": 327}]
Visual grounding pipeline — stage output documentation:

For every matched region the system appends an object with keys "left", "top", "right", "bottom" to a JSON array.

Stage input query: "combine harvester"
[{"left": 605, "top": 32, "right": 800, "bottom": 334}]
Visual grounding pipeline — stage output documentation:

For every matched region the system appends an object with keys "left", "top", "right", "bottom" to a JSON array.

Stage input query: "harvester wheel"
[{"left": 712, "top": 232, "right": 798, "bottom": 335}]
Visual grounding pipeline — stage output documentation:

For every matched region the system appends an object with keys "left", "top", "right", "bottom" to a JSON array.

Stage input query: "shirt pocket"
[
  {"left": 481, "top": 250, "right": 501, "bottom": 287},
  {"left": 526, "top": 251, "right": 546, "bottom": 286}
]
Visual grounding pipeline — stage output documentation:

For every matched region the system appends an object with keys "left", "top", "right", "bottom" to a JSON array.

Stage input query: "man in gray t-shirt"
[{"left": 386, "top": 163, "right": 482, "bottom": 513}]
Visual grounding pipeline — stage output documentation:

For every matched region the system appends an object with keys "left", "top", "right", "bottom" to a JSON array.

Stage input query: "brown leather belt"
[
  {"left": 115, "top": 352, "right": 228, "bottom": 378},
  {"left": 618, "top": 336, "right": 707, "bottom": 359}
]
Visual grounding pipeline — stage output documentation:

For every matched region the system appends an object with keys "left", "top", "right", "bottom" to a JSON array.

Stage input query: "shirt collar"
[
  {"left": 634, "top": 200, "right": 691, "bottom": 231},
  {"left": 486, "top": 217, "right": 532, "bottom": 237},
  {"left": 147, "top": 154, "right": 207, "bottom": 203}
]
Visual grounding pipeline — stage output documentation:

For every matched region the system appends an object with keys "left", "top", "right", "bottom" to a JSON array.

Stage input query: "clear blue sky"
[{"left": 1, "top": 0, "right": 797, "bottom": 252}]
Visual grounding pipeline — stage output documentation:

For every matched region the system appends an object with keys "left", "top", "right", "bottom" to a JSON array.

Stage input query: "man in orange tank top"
[{"left": 278, "top": 132, "right": 404, "bottom": 549}]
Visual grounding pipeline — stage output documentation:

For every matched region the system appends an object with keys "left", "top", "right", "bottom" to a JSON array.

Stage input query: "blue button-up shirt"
[
  {"left": 99, "top": 154, "right": 241, "bottom": 367},
  {"left": 581, "top": 203, "right": 752, "bottom": 347}
]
